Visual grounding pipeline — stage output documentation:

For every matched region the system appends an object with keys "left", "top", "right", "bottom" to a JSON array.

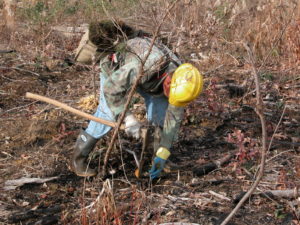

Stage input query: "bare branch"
[
  {"left": 221, "top": 43, "right": 267, "bottom": 225},
  {"left": 101, "top": 0, "right": 179, "bottom": 177},
  {"left": 267, "top": 105, "right": 287, "bottom": 153}
]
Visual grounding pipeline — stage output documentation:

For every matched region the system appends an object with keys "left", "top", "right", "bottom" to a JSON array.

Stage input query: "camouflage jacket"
[{"left": 100, "top": 37, "right": 183, "bottom": 150}]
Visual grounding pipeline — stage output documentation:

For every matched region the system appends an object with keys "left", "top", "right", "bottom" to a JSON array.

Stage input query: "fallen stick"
[
  {"left": 209, "top": 190, "right": 232, "bottom": 201},
  {"left": 192, "top": 153, "right": 234, "bottom": 177},
  {"left": 234, "top": 188, "right": 300, "bottom": 203},
  {"left": 0, "top": 49, "right": 15, "bottom": 53},
  {"left": 4, "top": 176, "right": 59, "bottom": 190},
  {"left": 189, "top": 179, "right": 229, "bottom": 188},
  {"left": 261, "top": 188, "right": 300, "bottom": 199},
  {"left": 25, "top": 92, "right": 123, "bottom": 129}
]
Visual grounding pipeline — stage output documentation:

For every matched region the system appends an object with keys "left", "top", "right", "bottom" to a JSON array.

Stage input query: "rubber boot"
[{"left": 72, "top": 130, "right": 97, "bottom": 177}]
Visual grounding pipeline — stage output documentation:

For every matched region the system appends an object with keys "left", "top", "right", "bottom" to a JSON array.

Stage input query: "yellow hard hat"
[{"left": 169, "top": 63, "right": 203, "bottom": 107}]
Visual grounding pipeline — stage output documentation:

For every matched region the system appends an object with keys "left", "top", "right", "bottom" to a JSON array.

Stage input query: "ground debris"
[
  {"left": 192, "top": 153, "right": 234, "bottom": 176},
  {"left": 8, "top": 205, "right": 61, "bottom": 224},
  {"left": 4, "top": 176, "right": 59, "bottom": 190}
]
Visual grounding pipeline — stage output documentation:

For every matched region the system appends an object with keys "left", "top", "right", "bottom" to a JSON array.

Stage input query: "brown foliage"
[{"left": 285, "top": 19, "right": 300, "bottom": 66}]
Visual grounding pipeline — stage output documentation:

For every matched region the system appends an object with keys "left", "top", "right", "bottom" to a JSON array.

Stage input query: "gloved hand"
[
  {"left": 124, "top": 114, "right": 141, "bottom": 139},
  {"left": 149, "top": 147, "right": 171, "bottom": 179}
]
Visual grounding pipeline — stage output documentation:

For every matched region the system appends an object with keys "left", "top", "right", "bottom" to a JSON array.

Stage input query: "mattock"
[
  {"left": 136, "top": 127, "right": 149, "bottom": 178},
  {"left": 124, "top": 127, "right": 149, "bottom": 178}
]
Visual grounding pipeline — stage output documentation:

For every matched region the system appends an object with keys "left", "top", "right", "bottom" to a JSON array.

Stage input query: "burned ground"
[{"left": 1, "top": 46, "right": 300, "bottom": 225}]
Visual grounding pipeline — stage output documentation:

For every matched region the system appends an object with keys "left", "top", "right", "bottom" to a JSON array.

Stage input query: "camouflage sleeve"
[
  {"left": 160, "top": 105, "right": 184, "bottom": 150},
  {"left": 103, "top": 61, "right": 140, "bottom": 118}
]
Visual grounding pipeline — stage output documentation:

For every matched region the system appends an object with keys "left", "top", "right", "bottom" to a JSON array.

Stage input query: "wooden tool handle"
[{"left": 25, "top": 92, "right": 121, "bottom": 129}]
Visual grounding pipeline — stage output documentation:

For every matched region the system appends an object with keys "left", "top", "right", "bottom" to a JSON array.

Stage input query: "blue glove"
[
  {"left": 149, "top": 147, "right": 170, "bottom": 180},
  {"left": 149, "top": 157, "right": 167, "bottom": 179}
]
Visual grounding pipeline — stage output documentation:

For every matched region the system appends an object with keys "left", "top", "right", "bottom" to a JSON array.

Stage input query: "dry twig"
[
  {"left": 101, "top": 0, "right": 179, "bottom": 176},
  {"left": 209, "top": 190, "right": 231, "bottom": 201},
  {"left": 267, "top": 105, "right": 287, "bottom": 153},
  {"left": 259, "top": 188, "right": 300, "bottom": 199},
  {"left": 221, "top": 43, "right": 268, "bottom": 225},
  {"left": 0, "top": 66, "right": 40, "bottom": 77},
  {"left": 221, "top": 6, "right": 298, "bottom": 223}
]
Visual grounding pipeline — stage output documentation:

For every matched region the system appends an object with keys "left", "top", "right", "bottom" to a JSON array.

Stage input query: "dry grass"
[
  {"left": 285, "top": 18, "right": 300, "bottom": 67},
  {"left": 2, "top": 0, "right": 299, "bottom": 70}
]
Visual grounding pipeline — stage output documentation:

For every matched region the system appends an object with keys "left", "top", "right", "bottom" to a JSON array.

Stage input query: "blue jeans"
[{"left": 85, "top": 73, "right": 169, "bottom": 139}]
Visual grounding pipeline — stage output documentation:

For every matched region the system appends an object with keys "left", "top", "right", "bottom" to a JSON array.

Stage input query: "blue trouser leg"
[
  {"left": 137, "top": 89, "right": 169, "bottom": 127},
  {"left": 86, "top": 73, "right": 169, "bottom": 138},
  {"left": 85, "top": 73, "right": 114, "bottom": 139}
]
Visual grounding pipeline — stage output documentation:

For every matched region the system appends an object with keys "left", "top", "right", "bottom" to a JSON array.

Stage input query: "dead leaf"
[
  {"left": 273, "top": 133, "right": 288, "bottom": 140},
  {"left": 77, "top": 95, "right": 98, "bottom": 111},
  {"left": 45, "top": 59, "right": 61, "bottom": 71}
]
